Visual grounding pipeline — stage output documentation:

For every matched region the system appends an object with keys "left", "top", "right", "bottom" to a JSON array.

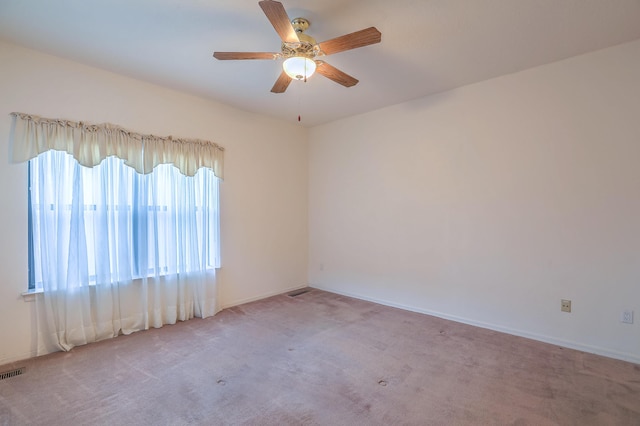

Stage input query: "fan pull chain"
[
  {"left": 298, "top": 60, "right": 312, "bottom": 122},
  {"left": 304, "top": 57, "right": 308, "bottom": 83}
]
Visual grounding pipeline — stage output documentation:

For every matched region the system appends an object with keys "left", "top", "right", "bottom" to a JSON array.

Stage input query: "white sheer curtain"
[{"left": 11, "top": 113, "right": 223, "bottom": 353}]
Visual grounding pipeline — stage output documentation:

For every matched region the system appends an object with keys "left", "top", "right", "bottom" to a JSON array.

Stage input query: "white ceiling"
[{"left": 1, "top": 0, "right": 640, "bottom": 127}]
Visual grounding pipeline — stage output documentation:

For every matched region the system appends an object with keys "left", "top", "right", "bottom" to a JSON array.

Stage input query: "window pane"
[{"left": 28, "top": 150, "right": 220, "bottom": 291}]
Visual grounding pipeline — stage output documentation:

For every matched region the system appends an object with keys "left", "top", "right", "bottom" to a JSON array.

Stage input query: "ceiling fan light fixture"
[{"left": 283, "top": 56, "right": 316, "bottom": 80}]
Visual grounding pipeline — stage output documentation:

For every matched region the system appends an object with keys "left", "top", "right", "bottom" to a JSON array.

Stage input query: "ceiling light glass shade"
[{"left": 283, "top": 57, "right": 316, "bottom": 80}]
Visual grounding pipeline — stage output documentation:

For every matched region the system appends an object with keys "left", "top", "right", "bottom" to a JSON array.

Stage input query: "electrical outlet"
[
  {"left": 561, "top": 299, "right": 571, "bottom": 313},
  {"left": 621, "top": 310, "right": 634, "bottom": 324}
]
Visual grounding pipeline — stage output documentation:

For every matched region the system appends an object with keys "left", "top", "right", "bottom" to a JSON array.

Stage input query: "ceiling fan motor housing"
[{"left": 281, "top": 17, "right": 322, "bottom": 60}]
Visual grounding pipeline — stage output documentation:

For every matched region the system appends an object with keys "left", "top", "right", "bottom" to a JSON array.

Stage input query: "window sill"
[
  {"left": 21, "top": 289, "right": 41, "bottom": 302},
  {"left": 20, "top": 267, "right": 221, "bottom": 302}
]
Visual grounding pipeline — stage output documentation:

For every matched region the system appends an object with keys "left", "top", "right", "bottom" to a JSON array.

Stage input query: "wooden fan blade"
[
  {"left": 318, "top": 27, "right": 381, "bottom": 56},
  {"left": 213, "top": 52, "right": 278, "bottom": 60},
  {"left": 271, "top": 70, "right": 293, "bottom": 93},
  {"left": 259, "top": 0, "right": 299, "bottom": 43},
  {"left": 315, "top": 61, "right": 359, "bottom": 87}
]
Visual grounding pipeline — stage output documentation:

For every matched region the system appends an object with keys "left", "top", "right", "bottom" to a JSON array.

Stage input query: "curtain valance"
[{"left": 9, "top": 112, "right": 224, "bottom": 179}]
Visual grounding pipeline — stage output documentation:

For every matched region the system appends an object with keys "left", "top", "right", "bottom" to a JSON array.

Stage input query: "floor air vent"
[
  {"left": 0, "top": 367, "right": 25, "bottom": 381},
  {"left": 288, "top": 289, "right": 311, "bottom": 297}
]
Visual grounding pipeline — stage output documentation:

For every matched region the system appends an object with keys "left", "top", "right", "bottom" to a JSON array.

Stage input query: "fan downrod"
[
  {"left": 291, "top": 17, "right": 310, "bottom": 33},
  {"left": 290, "top": 17, "right": 316, "bottom": 45}
]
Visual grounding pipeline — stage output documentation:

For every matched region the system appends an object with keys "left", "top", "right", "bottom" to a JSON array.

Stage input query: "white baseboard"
[
  {"left": 0, "top": 349, "right": 41, "bottom": 368},
  {"left": 310, "top": 284, "right": 640, "bottom": 365},
  {"left": 220, "top": 284, "right": 308, "bottom": 310}
]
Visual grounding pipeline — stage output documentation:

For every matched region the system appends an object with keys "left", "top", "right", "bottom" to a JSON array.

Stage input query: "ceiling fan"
[{"left": 213, "top": 0, "right": 382, "bottom": 93}]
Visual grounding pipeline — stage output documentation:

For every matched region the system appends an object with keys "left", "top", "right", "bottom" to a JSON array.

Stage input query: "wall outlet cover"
[{"left": 621, "top": 310, "right": 634, "bottom": 324}]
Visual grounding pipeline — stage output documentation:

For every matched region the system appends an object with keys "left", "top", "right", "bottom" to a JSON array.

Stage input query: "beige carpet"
[{"left": 1, "top": 288, "right": 639, "bottom": 425}]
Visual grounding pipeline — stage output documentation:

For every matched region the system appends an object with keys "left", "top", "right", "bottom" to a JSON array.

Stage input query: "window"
[
  {"left": 12, "top": 113, "right": 224, "bottom": 350},
  {"left": 28, "top": 150, "right": 220, "bottom": 291}
]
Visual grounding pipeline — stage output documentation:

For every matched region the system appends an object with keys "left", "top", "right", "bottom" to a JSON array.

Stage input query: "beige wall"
[
  {"left": 308, "top": 40, "right": 640, "bottom": 363},
  {"left": 3, "top": 38, "right": 640, "bottom": 366},
  {"left": 0, "top": 41, "right": 309, "bottom": 364}
]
